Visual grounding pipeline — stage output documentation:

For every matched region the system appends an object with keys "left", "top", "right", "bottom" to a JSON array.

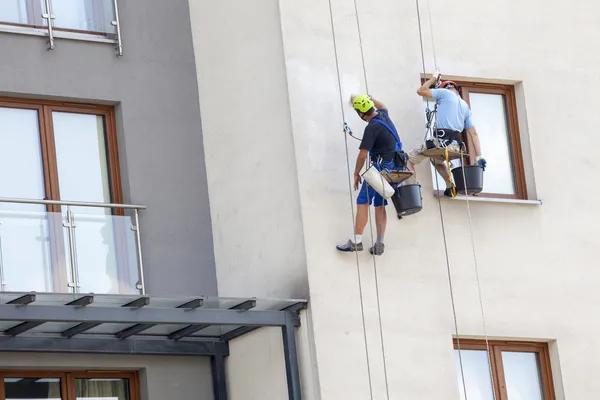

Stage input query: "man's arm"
[
  {"left": 370, "top": 96, "right": 386, "bottom": 111},
  {"left": 353, "top": 149, "right": 370, "bottom": 190},
  {"left": 417, "top": 76, "right": 437, "bottom": 98}
]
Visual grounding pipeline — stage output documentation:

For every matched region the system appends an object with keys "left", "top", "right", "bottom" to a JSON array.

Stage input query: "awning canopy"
[{"left": 0, "top": 291, "right": 307, "bottom": 357}]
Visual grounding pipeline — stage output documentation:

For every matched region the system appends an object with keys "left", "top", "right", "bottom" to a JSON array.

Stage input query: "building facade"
[{"left": 0, "top": 0, "right": 598, "bottom": 399}]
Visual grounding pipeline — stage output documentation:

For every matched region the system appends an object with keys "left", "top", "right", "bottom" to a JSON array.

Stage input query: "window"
[
  {"left": 0, "top": 0, "right": 117, "bottom": 36},
  {"left": 454, "top": 340, "right": 555, "bottom": 400},
  {"left": 0, "top": 371, "right": 139, "bottom": 400},
  {"left": 0, "top": 97, "right": 138, "bottom": 295},
  {"left": 425, "top": 80, "right": 527, "bottom": 199}
]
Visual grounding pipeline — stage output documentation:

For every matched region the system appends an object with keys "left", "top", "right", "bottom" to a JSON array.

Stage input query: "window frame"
[
  {"left": 0, "top": 370, "right": 140, "bottom": 400},
  {"left": 0, "top": 96, "right": 123, "bottom": 210},
  {"left": 421, "top": 78, "right": 527, "bottom": 199},
  {"left": 456, "top": 82, "right": 527, "bottom": 200},
  {"left": 454, "top": 339, "right": 556, "bottom": 400},
  {"left": 0, "top": 96, "right": 124, "bottom": 293}
]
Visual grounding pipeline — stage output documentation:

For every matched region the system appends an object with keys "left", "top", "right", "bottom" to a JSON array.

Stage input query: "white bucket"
[{"left": 362, "top": 166, "right": 395, "bottom": 199}]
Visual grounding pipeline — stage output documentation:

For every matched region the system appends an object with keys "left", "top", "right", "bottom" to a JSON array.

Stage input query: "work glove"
[{"left": 476, "top": 156, "right": 487, "bottom": 170}]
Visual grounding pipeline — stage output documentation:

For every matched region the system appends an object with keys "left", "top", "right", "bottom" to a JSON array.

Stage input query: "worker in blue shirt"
[{"left": 407, "top": 72, "right": 486, "bottom": 196}]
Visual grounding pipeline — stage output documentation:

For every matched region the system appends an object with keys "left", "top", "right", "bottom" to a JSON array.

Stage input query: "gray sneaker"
[
  {"left": 336, "top": 240, "right": 363, "bottom": 252},
  {"left": 369, "top": 242, "right": 385, "bottom": 256}
]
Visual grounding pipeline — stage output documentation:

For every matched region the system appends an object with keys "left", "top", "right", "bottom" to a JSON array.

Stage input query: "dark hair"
[{"left": 364, "top": 107, "right": 376, "bottom": 116}]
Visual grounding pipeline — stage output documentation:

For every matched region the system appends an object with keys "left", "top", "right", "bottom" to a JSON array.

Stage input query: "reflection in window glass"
[
  {"left": 53, "top": 112, "right": 123, "bottom": 294},
  {"left": 4, "top": 377, "right": 62, "bottom": 400},
  {"left": 454, "top": 349, "right": 494, "bottom": 400},
  {"left": 50, "top": 0, "right": 116, "bottom": 34},
  {"left": 468, "top": 93, "right": 516, "bottom": 195},
  {"left": 0, "top": 0, "right": 28, "bottom": 24},
  {"left": 52, "top": 112, "right": 111, "bottom": 207},
  {"left": 502, "top": 351, "right": 545, "bottom": 400},
  {"left": 0, "top": 107, "right": 53, "bottom": 292},
  {"left": 76, "top": 378, "right": 130, "bottom": 400}
]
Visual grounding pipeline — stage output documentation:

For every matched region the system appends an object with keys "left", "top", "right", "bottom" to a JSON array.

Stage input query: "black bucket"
[
  {"left": 452, "top": 165, "right": 484, "bottom": 195},
  {"left": 391, "top": 184, "right": 422, "bottom": 218}
]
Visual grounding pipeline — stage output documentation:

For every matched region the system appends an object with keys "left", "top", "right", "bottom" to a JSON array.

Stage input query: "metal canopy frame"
[{"left": 0, "top": 292, "right": 307, "bottom": 400}]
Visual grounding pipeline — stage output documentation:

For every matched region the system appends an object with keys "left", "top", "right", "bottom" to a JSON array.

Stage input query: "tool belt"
[
  {"left": 371, "top": 151, "right": 408, "bottom": 168},
  {"left": 433, "top": 128, "right": 461, "bottom": 145}
]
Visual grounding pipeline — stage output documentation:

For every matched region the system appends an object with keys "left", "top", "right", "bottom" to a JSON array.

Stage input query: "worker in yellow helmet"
[{"left": 336, "top": 94, "right": 404, "bottom": 256}]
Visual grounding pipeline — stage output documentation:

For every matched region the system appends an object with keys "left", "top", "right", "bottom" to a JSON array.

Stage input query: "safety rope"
[
  {"left": 326, "top": 0, "right": 374, "bottom": 398},
  {"left": 352, "top": 0, "right": 392, "bottom": 397},
  {"left": 414, "top": 0, "right": 469, "bottom": 397},
  {"left": 459, "top": 146, "right": 497, "bottom": 399}
]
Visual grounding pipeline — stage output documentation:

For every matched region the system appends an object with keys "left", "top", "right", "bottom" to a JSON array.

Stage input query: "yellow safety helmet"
[{"left": 352, "top": 94, "right": 374, "bottom": 113}]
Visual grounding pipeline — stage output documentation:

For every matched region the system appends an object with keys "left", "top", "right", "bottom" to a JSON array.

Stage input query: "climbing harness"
[{"left": 415, "top": 0, "right": 496, "bottom": 397}]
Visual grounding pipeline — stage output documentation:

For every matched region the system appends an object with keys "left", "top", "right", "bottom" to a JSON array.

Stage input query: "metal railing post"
[
  {"left": 42, "top": 0, "right": 56, "bottom": 50},
  {"left": 64, "top": 206, "right": 79, "bottom": 293},
  {"left": 133, "top": 208, "right": 146, "bottom": 294},
  {"left": 111, "top": 0, "right": 123, "bottom": 56}
]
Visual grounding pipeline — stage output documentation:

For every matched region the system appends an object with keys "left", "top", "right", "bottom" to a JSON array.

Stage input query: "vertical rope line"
[
  {"left": 352, "top": 0, "right": 391, "bottom": 397},
  {"left": 459, "top": 150, "right": 497, "bottom": 399},
  {"left": 415, "top": 0, "right": 469, "bottom": 397},
  {"left": 425, "top": 0, "right": 438, "bottom": 69},
  {"left": 326, "top": 0, "right": 374, "bottom": 398}
]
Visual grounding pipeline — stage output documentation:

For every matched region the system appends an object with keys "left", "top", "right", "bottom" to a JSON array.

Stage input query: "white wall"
[
  {"left": 0, "top": 352, "right": 212, "bottom": 400},
  {"left": 190, "top": 0, "right": 600, "bottom": 398},
  {"left": 277, "top": 0, "right": 599, "bottom": 398},
  {"left": 189, "top": 0, "right": 308, "bottom": 299}
]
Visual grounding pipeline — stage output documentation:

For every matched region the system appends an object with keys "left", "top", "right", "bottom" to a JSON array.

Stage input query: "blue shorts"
[{"left": 356, "top": 160, "right": 396, "bottom": 207}]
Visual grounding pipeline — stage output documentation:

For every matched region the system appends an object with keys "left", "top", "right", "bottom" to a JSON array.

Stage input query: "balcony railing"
[{"left": 0, "top": 197, "right": 146, "bottom": 295}]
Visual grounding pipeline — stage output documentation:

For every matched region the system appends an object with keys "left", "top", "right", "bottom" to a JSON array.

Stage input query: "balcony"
[{"left": 0, "top": 197, "right": 145, "bottom": 295}]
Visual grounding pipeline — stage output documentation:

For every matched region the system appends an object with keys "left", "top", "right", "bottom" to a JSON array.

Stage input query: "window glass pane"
[
  {"left": 0, "top": 0, "right": 29, "bottom": 24},
  {"left": 50, "top": 0, "right": 116, "bottom": 34},
  {"left": 502, "top": 351, "right": 545, "bottom": 400},
  {"left": 4, "top": 377, "right": 62, "bottom": 399},
  {"left": 0, "top": 107, "right": 46, "bottom": 203},
  {"left": 52, "top": 112, "right": 112, "bottom": 206},
  {"left": 468, "top": 93, "right": 516, "bottom": 195},
  {"left": 0, "top": 107, "right": 54, "bottom": 292},
  {"left": 454, "top": 349, "right": 494, "bottom": 400},
  {"left": 76, "top": 378, "right": 130, "bottom": 400}
]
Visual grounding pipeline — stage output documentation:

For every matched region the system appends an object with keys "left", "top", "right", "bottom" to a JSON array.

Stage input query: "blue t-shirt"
[{"left": 431, "top": 89, "right": 474, "bottom": 132}]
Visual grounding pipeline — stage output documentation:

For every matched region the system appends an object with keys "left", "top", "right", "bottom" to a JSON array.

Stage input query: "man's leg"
[
  {"left": 355, "top": 204, "right": 369, "bottom": 237},
  {"left": 406, "top": 146, "right": 426, "bottom": 185},
  {"left": 434, "top": 162, "right": 453, "bottom": 188},
  {"left": 336, "top": 181, "right": 372, "bottom": 252},
  {"left": 369, "top": 196, "right": 388, "bottom": 255}
]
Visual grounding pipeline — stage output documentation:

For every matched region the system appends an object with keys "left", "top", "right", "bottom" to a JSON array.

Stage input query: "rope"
[
  {"left": 425, "top": 0, "right": 438, "bottom": 69},
  {"left": 326, "top": 0, "right": 374, "bottom": 398},
  {"left": 459, "top": 147, "right": 497, "bottom": 399},
  {"left": 414, "top": 0, "right": 469, "bottom": 397},
  {"left": 352, "top": 0, "right": 391, "bottom": 397}
]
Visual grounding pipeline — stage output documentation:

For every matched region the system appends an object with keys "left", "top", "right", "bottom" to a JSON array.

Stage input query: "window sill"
[
  {"left": 433, "top": 192, "right": 542, "bottom": 205},
  {"left": 0, "top": 24, "right": 116, "bottom": 44}
]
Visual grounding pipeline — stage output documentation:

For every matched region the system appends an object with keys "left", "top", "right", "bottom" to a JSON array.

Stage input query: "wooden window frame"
[
  {"left": 0, "top": 96, "right": 123, "bottom": 209},
  {"left": 456, "top": 81, "right": 527, "bottom": 200},
  {"left": 454, "top": 339, "right": 556, "bottom": 400},
  {"left": 0, "top": 370, "right": 140, "bottom": 400},
  {"left": 0, "top": 96, "right": 124, "bottom": 293},
  {"left": 421, "top": 78, "right": 528, "bottom": 199}
]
